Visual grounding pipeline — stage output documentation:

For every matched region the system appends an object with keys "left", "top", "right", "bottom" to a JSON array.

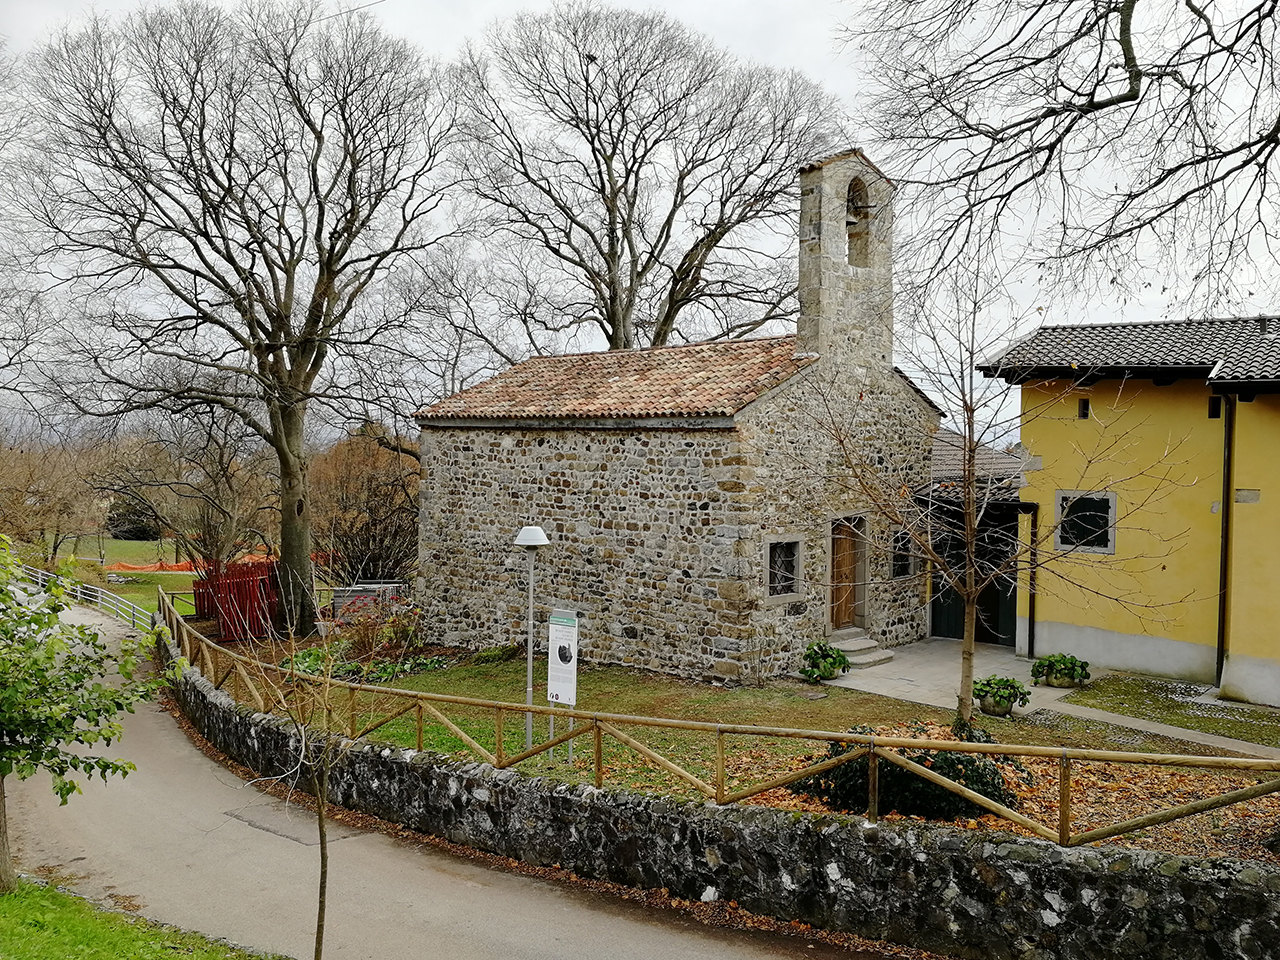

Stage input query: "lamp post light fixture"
[{"left": 513, "top": 524, "right": 550, "bottom": 751}]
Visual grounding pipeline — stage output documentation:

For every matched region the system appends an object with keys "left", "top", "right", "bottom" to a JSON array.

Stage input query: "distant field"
[
  {"left": 107, "top": 572, "right": 196, "bottom": 614},
  {"left": 57, "top": 537, "right": 184, "bottom": 567},
  {"left": 51, "top": 539, "right": 196, "bottom": 613}
]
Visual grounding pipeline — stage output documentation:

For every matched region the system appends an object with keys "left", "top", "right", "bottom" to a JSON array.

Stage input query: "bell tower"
[{"left": 794, "top": 150, "right": 895, "bottom": 372}]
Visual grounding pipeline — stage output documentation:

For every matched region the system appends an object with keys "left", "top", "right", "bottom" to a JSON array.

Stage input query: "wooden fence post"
[
  {"left": 715, "top": 729, "right": 726, "bottom": 804},
  {"left": 868, "top": 742, "right": 879, "bottom": 825},
  {"left": 594, "top": 722, "right": 603, "bottom": 789},
  {"left": 1059, "top": 753, "right": 1072, "bottom": 845},
  {"left": 495, "top": 708, "right": 505, "bottom": 766}
]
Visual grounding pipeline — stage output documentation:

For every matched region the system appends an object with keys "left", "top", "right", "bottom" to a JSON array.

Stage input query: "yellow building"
[{"left": 981, "top": 317, "right": 1280, "bottom": 707}]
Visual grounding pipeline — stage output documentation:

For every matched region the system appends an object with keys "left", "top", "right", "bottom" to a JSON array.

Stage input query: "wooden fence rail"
[{"left": 156, "top": 589, "right": 1280, "bottom": 848}]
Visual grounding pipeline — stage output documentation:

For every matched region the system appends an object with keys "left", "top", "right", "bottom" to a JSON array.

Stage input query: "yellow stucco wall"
[
  {"left": 1019, "top": 379, "right": 1223, "bottom": 653},
  {"left": 1223, "top": 395, "right": 1280, "bottom": 666}
]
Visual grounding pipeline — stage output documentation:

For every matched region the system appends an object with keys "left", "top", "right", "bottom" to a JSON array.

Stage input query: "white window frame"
[
  {"left": 764, "top": 536, "right": 805, "bottom": 605},
  {"left": 1054, "top": 490, "right": 1118, "bottom": 555}
]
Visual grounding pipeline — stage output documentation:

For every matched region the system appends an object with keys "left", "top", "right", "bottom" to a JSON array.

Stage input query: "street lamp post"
[{"left": 513, "top": 525, "right": 549, "bottom": 751}]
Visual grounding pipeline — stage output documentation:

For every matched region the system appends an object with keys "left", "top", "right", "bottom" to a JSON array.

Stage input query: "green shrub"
[
  {"left": 791, "top": 725, "right": 1018, "bottom": 820},
  {"left": 471, "top": 643, "right": 523, "bottom": 665},
  {"left": 799, "top": 639, "right": 850, "bottom": 682},
  {"left": 972, "top": 674, "right": 1031, "bottom": 707},
  {"left": 1031, "top": 653, "right": 1090, "bottom": 684},
  {"left": 362, "top": 654, "right": 449, "bottom": 682}
]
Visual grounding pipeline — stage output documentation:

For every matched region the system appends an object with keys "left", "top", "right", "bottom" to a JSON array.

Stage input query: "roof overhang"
[
  {"left": 416, "top": 415, "right": 738, "bottom": 431},
  {"left": 977, "top": 364, "right": 1215, "bottom": 386}
]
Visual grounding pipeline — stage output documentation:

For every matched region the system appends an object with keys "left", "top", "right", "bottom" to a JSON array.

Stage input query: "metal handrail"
[{"left": 20, "top": 564, "right": 153, "bottom": 631}]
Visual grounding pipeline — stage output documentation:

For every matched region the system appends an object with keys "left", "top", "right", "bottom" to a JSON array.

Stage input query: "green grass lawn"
[
  {"left": 320, "top": 654, "right": 1234, "bottom": 800},
  {"left": 0, "top": 882, "right": 288, "bottom": 960},
  {"left": 1062, "top": 673, "right": 1280, "bottom": 748},
  {"left": 49, "top": 540, "right": 196, "bottom": 615},
  {"left": 57, "top": 537, "right": 182, "bottom": 567}
]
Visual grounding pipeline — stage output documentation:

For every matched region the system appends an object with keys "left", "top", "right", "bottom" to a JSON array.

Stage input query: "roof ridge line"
[
  {"left": 1033, "top": 316, "right": 1257, "bottom": 333},
  {"left": 527, "top": 334, "right": 797, "bottom": 363}
]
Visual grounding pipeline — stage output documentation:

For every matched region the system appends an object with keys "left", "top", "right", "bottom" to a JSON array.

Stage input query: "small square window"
[
  {"left": 1209, "top": 396, "right": 1223, "bottom": 419},
  {"left": 767, "top": 540, "right": 801, "bottom": 598},
  {"left": 891, "top": 530, "right": 914, "bottom": 579},
  {"left": 1055, "top": 490, "right": 1117, "bottom": 554},
  {"left": 1077, "top": 398, "right": 1091, "bottom": 419}
]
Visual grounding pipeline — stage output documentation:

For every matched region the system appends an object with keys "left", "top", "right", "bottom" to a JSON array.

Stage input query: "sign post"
[{"left": 547, "top": 609, "right": 578, "bottom": 761}]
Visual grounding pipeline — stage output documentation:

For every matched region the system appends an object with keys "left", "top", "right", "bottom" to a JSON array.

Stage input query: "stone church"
[{"left": 415, "top": 150, "right": 940, "bottom": 681}]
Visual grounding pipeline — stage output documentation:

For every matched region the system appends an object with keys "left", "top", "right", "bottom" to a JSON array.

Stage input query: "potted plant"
[
  {"left": 1031, "top": 653, "right": 1091, "bottom": 688},
  {"left": 800, "top": 639, "right": 850, "bottom": 683},
  {"left": 972, "top": 675, "right": 1031, "bottom": 717}
]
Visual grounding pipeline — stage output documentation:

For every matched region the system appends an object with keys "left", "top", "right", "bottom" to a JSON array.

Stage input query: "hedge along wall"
[{"left": 156, "top": 638, "right": 1280, "bottom": 960}]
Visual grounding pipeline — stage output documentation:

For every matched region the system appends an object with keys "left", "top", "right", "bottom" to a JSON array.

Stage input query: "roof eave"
[
  {"left": 416, "top": 414, "right": 739, "bottom": 431},
  {"left": 978, "top": 363, "right": 1217, "bottom": 385}
]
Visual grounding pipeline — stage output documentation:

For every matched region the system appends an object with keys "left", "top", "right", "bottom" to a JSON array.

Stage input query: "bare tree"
[
  {"left": 97, "top": 405, "right": 276, "bottom": 576},
  {"left": 0, "top": 45, "right": 39, "bottom": 392},
  {"left": 846, "top": 0, "right": 1280, "bottom": 307},
  {"left": 0, "top": 427, "right": 107, "bottom": 566},
  {"left": 314, "top": 244, "right": 523, "bottom": 461},
  {"left": 460, "top": 0, "right": 845, "bottom": 350},
  {"left": 310, "top": 424, "right": 418, "bottom": 585},
  {"left": 17, "top": 0, "right": 461, "bottom": 633}
]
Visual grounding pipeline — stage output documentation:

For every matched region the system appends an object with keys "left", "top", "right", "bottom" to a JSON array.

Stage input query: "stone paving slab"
[{"left": 823, "top": 637, "right": 1280, "bottom": 760}]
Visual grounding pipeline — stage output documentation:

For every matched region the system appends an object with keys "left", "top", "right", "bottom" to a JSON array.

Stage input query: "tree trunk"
[
  {"left": 277, "top": 409, "right": 316, "bottom": 637},
  {"left": 958, "top": 596, "right": 976, "bottom": 723},
  {"left": 311, "top": 753, "right": 329, "bottom": 960},
  {"left": 0, "top": 775, "right": 17, "bottom": 895}
]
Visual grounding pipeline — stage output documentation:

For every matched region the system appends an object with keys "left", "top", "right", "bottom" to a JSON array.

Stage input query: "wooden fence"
[{"left": 157, "top": 588, "right": 1280, "bottom": 848}]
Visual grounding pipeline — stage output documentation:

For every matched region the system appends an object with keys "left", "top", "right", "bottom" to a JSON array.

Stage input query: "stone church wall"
[{"left": 417, "top": 422, "right": 765, "bottom": 681}]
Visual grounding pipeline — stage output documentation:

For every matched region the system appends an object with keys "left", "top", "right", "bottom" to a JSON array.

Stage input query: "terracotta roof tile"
[
  {"left": 416, "top": 336, "right": 819, "bottom": 422},
  {"left": 982, "top": 317, "right": 1280, "bottom": 384}
]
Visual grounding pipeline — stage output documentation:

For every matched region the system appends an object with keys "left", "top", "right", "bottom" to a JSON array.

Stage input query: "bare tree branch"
[
  {"left": 847, "top": 0, "right": 1280, "bottom": 308},
  {"left": 461, "top": 1, "right": 846, "bottom": 349},
  {"left": 14, "top": 0, "right": 461, "bottom": 632}
]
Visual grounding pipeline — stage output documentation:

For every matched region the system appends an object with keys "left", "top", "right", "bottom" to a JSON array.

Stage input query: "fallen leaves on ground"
[{"left": 737, "top": 719, "right": 1280, "bottom": 864}]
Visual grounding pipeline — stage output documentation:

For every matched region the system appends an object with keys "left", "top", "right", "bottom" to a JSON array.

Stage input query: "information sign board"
[{"left": 546, "top": 609, "right": 578, "bottom": 706}]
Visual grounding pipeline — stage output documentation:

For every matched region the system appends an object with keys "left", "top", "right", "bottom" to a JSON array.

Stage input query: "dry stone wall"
[{"left": 162, "top": 637, "right": 1280, "bottom": 960}]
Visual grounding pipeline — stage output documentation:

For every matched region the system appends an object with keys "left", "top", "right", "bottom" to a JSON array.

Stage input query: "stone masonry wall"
[
  {"left": 417, "top": 372, "right": 936, "bottom": 683},
  {"left": 740, "top": 363, "right": 935, "bottom": 656},
  {"left": 418, "top": 423, "right": 763, "bottom": 682},
  {"left": 162, "top": 637, "right": 1280, "bottom": 960}
]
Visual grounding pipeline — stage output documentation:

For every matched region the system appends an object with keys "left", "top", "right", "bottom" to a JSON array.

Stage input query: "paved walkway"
[
  {"left": 8, "top": 609, "right": 874, "bottom": 960},
  {"left": 824, "top": 637, "right": 1280, "bottom": 760}
]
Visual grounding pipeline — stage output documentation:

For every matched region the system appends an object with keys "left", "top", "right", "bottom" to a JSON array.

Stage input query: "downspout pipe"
[
  {"left": 1216, "top": 393, "right": 1236, "bottom": 685},
  {"left": 1027, "top": 503, "right": 1038, "bottom": 660},
  {"left": 1016, "top": 501, "right": 1039, "bottom": 659}
]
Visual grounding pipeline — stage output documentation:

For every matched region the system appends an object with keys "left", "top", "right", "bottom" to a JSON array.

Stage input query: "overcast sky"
[
  {"left": 4, "top": 0, "right": 1196, "bottom": 325},
  {"left": 4, "top": 0, "right": 858, "bottom": 95}
]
